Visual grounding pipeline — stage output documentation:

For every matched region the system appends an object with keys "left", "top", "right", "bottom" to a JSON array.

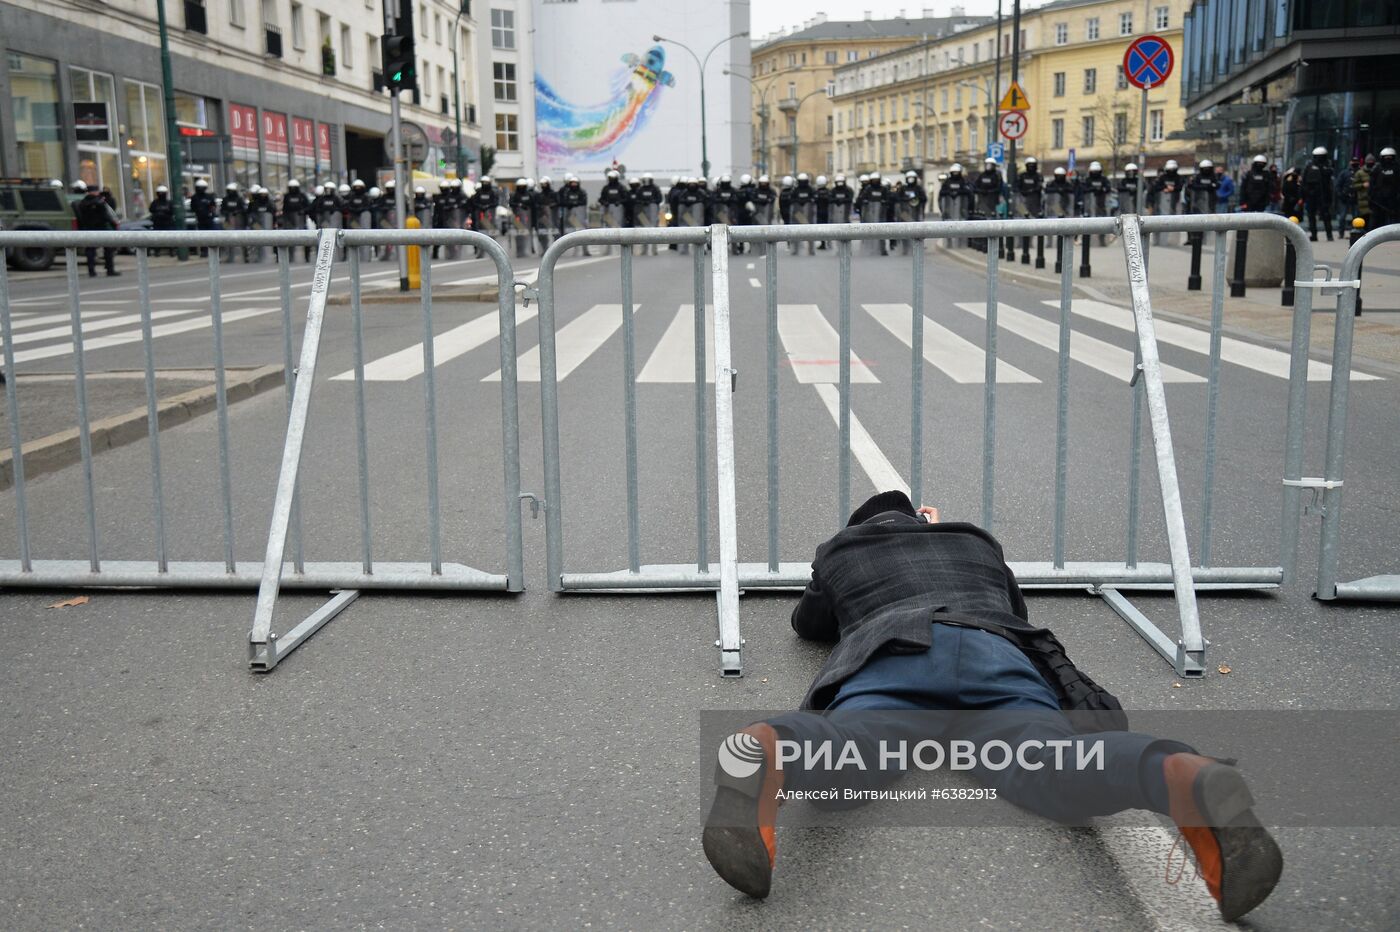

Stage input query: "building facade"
[
  {"left": 0, "top": 0, "right": 484, "bottom": 219},
  {"left": 748, "top": 10, "right": 989, "bottom": 179},
  {"left": 1181, "top": 0, "right": 1400, "bottom": 168},
  {"left": 476, "top": 0, "right": 534, "bottom": 182},
  {"left": 831, "top": 0, "right": 1199, "bottom": 179}
]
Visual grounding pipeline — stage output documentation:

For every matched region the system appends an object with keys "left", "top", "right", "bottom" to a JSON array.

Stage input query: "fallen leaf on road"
[
  {"left": 1171, "top": 682, "right": 1182, "bottom": 688},
  {"left": 1217, "top": 664, "right": 1232, "bottom": 675},
  {"left": 47, "top": 595, "right": 90, "bottom": 609}
]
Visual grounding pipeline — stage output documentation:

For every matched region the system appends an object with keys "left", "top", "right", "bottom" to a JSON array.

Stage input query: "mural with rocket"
[{"left": 536, "top": 45, "right": 676, "bottom": 166}]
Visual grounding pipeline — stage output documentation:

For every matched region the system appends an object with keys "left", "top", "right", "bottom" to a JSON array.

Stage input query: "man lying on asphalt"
[{"left": 703, "top": 490, "right": 1282, "bottom": 922}]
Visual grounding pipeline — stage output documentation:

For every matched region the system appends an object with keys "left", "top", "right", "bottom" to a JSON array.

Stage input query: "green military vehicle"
[{"left": 1, "top": 178, "right": 78, "bottom": 272}]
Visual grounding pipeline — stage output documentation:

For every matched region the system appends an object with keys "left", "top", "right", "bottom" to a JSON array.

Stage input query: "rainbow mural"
[{"left": 536, "top": 45, "right": 676, "bottom": 166}]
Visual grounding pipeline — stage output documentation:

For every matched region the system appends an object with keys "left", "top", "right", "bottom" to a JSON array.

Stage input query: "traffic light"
[{"left": 382, "top": 32, "right": 416, "bottom": 91}]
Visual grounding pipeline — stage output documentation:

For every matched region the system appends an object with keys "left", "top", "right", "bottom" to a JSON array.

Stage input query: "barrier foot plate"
[
  {"left": 1098, "top": 587, "right": 1206, "bottom": 677},
  {"left": 249, "top": 589, "right": 360, "bottom": 672},
  {"left": 1332, "top": 575, "right": 1400, "bottom": 601},
  {"left": 716, "top": 591, "right": 743, "bottom": 678}
]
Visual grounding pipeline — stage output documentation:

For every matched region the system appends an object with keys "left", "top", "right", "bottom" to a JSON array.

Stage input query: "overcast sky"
[{"left": 751, "top": 0, "right": 1013, "bottom": 39}]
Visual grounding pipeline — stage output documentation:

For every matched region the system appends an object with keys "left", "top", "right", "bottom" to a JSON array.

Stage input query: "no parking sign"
[{"left": 1124, "top": 35, "right": 1174, "bottom": 90}]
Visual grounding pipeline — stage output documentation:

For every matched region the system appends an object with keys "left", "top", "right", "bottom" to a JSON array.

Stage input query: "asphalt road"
[{"left": 1, "top": 239, "right": 1398, "bottom": 929}]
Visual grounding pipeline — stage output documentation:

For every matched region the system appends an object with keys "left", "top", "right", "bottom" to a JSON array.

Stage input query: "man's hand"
[{"left": 917, "top": 506, "right": 940, "bottom": 524}]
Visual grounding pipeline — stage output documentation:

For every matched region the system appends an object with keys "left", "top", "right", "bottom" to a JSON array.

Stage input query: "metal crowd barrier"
[
  {"left": 533, "top": 214, "right": 1320, "bottom": 678},
  {"left": 0, "top": 228, "right": 526, "bottom": 673},
  {"left": 1314, "top": 223, "right": 1400, "bottom": 601}
]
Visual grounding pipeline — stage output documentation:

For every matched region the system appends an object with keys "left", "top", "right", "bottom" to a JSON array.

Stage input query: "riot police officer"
[
  {"left": 1300, "top": 146, "right": 1334, "bottom": 241},
  {"left": 973, "top": 158, "right": 1002, "bottom": 218},
  {"left": 939, "top": 164, "right": 973, "bottom": 220},
  {"left": 1371, "top": 147, "right": 1399, "bottom": 228},
  {"left": 509, "top": 178, "right": 537, "bottom": 258},
  {"left": 73, "top": 181, "right": 120, "bottom": 276},
  {"left": 675, "top": 177, "right": 708, "bottom": 254},
  {"left": 148, "top": 184, "right": 177, "bottom": 256},
  {"left": 789, "top": 173, "right": 817, "bottom": 254},
  {"left": 633, "top": 173, "right": 662, "bottom": 253},
  {"left": 711, "top": 174, "right": 741, "bottom": 227},
  {"left": 1118, "top": 163, "right": 1141, "bottom": 214},
  {"left": 1082, "top": 160, "right": 1113, "bottom": 245},
  {"left": 247, "top": 184, "right": 276, "bottom": 262},
  {"left": 534, "top": 176, "right": 558, "bottom": 252},
  {"left": 558, "top": 174, "right": 590, "bottom": 254},
  {"left": 190, "top": 179, "right": 217, "bottom": 257},
  {"left": 1148, "top": 159, "right": 1183, "bottom": 244},
  {"left": 597, "top": 169, "right": 629, "bottom": 252},
  {"left": 469, "top": 176, "right": 501, "bottom": 255},
  {"left": 895, "top": 173, "right": 927, "bottom": 255},
  {"left": 219, "top": 182, "right": 247, "bottom": 261},
  {"left": 1185, "top": 160, "right": 1218, "bottom": 215},
  {"left": 411, "top": 185, "right": 431, "bottom": 227},
  {"left": 1017, "top": 158, "right": 1044, "bottom": 217},
  {"left": 1043, "top": 166, "right": 1074, "bottom": 217},
  {"left": 280, "top": 179, "right": 312, "bottom": 260},
  {"left": 828, "top": 174, "right": 855, "bottom": 226},
  {"left": 777, "top": 175, "right": 795, "bottom": 224},
  {"left": 1238, "top": 156, "right": 1271, "bottom": 212}
]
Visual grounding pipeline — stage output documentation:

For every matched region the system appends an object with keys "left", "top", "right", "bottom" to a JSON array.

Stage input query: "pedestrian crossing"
[{"left": 0, "top": 303, "right": 284, "bottom": 365}]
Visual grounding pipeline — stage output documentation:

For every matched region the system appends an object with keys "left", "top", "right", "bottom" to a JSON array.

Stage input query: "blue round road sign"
[{"left": 1124, "top": 35, "right": 1174, "bottom": 90}]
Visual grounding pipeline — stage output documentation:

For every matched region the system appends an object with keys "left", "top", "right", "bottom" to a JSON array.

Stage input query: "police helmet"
[
  {"left": 72, "top": 180, "right": 88, "bottom": 192},
  {"left": 758, "top": 174, "right": 770, "bottom": 184},
  {"left": 1198, "top": 159, "right": 1213, "bottom": 169},
  {"left": 49, "top": 178, "right": 64, "bottom": 188},
  {"left": 642, "top": 172, "right": 654, "bottom": 181},
  {"left": 740, "top": 173, "right": 753, "bottom": 185},
  {"left": 671, "top": 174, "right": 681, "bottom": 185},
  {"left": 606, "top": 169, "right": 619, "bottom": 179},
  {"left": 338, "top": 183, "right": 350, "bottom": 194},
  {"left": 834, "top": 173, "right": 845, "bottom": 183},
  {"left": 518, "top": 177, "right": 529, "bottom": 187},
  {"left": 415, "top": 185, "right": 426, "bottom": 194},
  {"left": 984, "top": 157, "right": 996, "bottom": 165},
  {"left": 905, "top": 170, "right": 918, "bottom": 180},
  {"left": 1252, "top": 154, "right": 1267, "bottom": 164},
  {"left": 288, "top": 179, "right": 301, "bottom": 188},
  {"left": 368, "top": 186, "right": 381, "bottom": 198},
  {"left": 565, "top": 173, "right": 579, "bottom": 183},
  {"left": 524, "top": 178, "right": 536, "bottom": 187},
  {"left": 1380, "top": 147, "right": 1397, "bottom": 158},
  {"left": 155, "top": 184, "right": 169, "bottom": 194},
  {"left": 1025, "top": 156, "right": 1038, "bottom": 166},
  {"left": 628, "top": 176, "right": 641, "bottom": 186},
  {"left": 816, "top": 175, "right": 827, "bottom": 186},
  {"left": 781, "top": 175, "right": 795, "bottom": 187},
  {"left": 949, "top": 163, "right": 963, "bottom": 173},
  {"left": 1054, "top": 167, "right": 1066, "bottom": 176},
  {"left": 858, "top": 173, "right": 870, "bottom": 184},
  {"left": 539, "top": 176, "right": 552, "bottom": 185},
  {"left": 352, "top": 178, "right": 366, "bottom": 189},
  {"left": 384, "top": 179, "right": 395, "bottom": 187},
  {"left": 796, "top": 172, "right": 809, "bottom": 182},
  {"left": 1124, "top": 163, "right": 1138, "bottom": 172},
  {"left": 1164, "top": 159, "right": 1178, "bottom": 170},
  {"left": 1312, "top": 146, "right": 1328, "bottom": 156},
  {"left": 1089, "top": 161, "right": 1102, "bottom": 172},
  {"left": 227, "top": 182, "right": 239, "bottom": 191},
  {"left": 481, "top": 175, "right": 493, "bottom": 184},
  {"left": 720, "top": 173, "right": 731, "bottom": 183},
  {"left": 195, "top": 179, "right": 208, "bottom": 188}
]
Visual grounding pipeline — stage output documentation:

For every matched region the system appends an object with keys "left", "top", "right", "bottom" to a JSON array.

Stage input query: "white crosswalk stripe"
[
  {"left": 864, "top": 304, "right": 1040, "bottom": 384},
  {"left": 2, "top": 308, "right": 202, "bottom": 350},
  {"left": 1042, "top": 298, "right": 1382, "bottom": 382},
  {"left": 778, "top": 304, "right": 879, "bottom": 384},
  {"left": 332, "top": 304, "right": 540, "bottom": 382},
  {"left": 638, "top": 304, "right": 714, "bottom": 383},
  {"left": 955, "top": 301, "right": 1205, "bottom": 383},
  {"left": 3, "top": 309, "right": 120, "bottom": 333},
  {"left": 6, "top": 306, "right": 283, "bottom": 365},
  {"left": 485, "top": 303, "right": 630, "bottom": 382}
]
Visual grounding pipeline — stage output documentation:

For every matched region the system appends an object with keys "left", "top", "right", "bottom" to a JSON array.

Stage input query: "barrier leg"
[
  {"left": 1281, "top": 238, "right": 1296, "bottom": 307},
  {"left": 709, "top": 224, "right": 743, "bottom": 677},
  {"left": 1187, "top": 231, "right": 1203, "bottom": 290},
  {"left": 1079, "top": 233, "right": 1092, "bottom": 279},
  {"left": 1229, "top": 229, "right": 1249, "bottom": 297},
  {"left": 1035, "top": 234, "right": 1045, "bottom": 269}
]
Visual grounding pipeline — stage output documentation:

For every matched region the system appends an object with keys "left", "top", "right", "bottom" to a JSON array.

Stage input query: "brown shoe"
[
  {"left": 702, "top": 723, "right": 784, "bottom": 898},
  {"left": 1164, "top": 753, "right": 1283, "bottom": 921}
]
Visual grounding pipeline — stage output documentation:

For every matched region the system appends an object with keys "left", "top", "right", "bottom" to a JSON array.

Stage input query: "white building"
[
  {"left": 0, "top": 0, "right": 486, "bottom": 217},
  {"left": 474, "top": 0, "right": 536, "bottom": 182}
]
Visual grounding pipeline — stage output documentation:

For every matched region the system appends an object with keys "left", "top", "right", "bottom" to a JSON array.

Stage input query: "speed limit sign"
[{"left": 998, "top": 109, "right": 1028, "bottom": 141}]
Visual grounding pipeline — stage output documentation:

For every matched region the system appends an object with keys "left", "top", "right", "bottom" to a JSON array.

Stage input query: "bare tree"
[{"left": 1088, "top": 91, "right": 1139, "bottom": 173}]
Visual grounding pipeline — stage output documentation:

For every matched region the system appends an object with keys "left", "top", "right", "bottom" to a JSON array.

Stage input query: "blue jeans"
[{"left": 770, "top": 623, "right": 1188, "bottom": 823}]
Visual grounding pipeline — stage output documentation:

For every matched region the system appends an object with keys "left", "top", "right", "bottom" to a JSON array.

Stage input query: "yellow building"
[
  {"left": 747, "top": 11, "right": 989, "bottom": 178},
  {"left": 831, "top": 0, "right": 1199, "bottom": 179}
]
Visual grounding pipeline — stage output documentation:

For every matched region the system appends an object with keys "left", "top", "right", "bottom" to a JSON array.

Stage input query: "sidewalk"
[{"left": 935, "top": 229, "right": 1400, "bottom": 373}]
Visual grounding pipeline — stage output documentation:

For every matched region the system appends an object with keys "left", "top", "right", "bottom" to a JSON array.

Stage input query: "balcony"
[
  {"left": 265, "top": 24, "right": 283, "bottom": 58},
  {"left": 184, "top": 0, "right": 207, "bottom": 34},
  {"left": 776, "top": 135, "right": 799, "bottom": 149},
  {"left": 777, "top": 96, "right": 801, "bottom": 113}
]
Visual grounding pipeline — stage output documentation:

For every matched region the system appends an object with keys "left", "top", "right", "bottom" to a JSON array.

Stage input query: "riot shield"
[
  {"left": 512, "top": 204, "right": 533, "bottom": 258},
  {"left": 828, "top": 201, "right": 851, "bottom": 225},
  {"left": 444, "top": 206, "right": 465, "bottom": 258},
  {"left": 710, "top": 199, "right": 735, "bottom": 226},
  {"left": 940, "top": 193, "right": 966, "bottom": 248},
  {"left": 789, "top": 199, "right": 814, "bottom": 254},
  {"left": 377, "top": 204, "right": 396, "bottom": 262},
  {"left": 248, "top": 208, "right": 273, "bottom": 262},
  {"left": 1018, "top": 191, "right": 1043, "bottom": 219},
  {"left": 221, "top": 212, "right": 246, "bottom": 262},
  {"left": 861, "top": 198, "right": 885, "bottom": 254},
  {"left": 414, "top": 204, "right": 432, "bottom": 229},
  {"left": 975, "top": 191, "right": 999, "bottom": 218},
  {"left": 1085, "top": 189, "right": 1109, "bottom": 245},
  {"left": 1152, "top": 187, "right": 1179, "bottom": 245},
  {"left": 348, "top": 208, "right": 374, "bottom": 262}
]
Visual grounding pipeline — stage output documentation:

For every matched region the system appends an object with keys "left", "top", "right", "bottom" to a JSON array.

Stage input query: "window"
[
  {"left": 124, "top": 80, "right": 169, "bottom": 209},
  {"left": 495, "top": 112, "right": 518, "bottom": 151},
  {"left": 1155, "top": 6, "right": 1170, "bottom": 29},
  {"left": 1053, "top": 72, "right": 1066, "bottom": 96},
  {"left": 491, "top": 8, "right": 515, "bottom": 50},
  {"left": 1116, "top": 64, "right": 1128, "bottom": 90},
  {"left": 902, "top": 94, "right": 909, "bottom": 119},
  {"left": 969, "top": 120, "right": 978, "bottom": 152},
  {"left": 71, "top": 67, "right": 126, "bottom": 216},
  {"left": 879, "top": 100, "right": 885, "bottom": 122},
  {"left": 493, "top": 61, "right": 517, "bottom": 101},
  {"left": 1052, "top": 118, "right": 1064, "bottom": 148},
  {"left": 825, "top": 51, "right": 838, "bottom": 64},
  {"left": 1055, "top": 23, "right": 1068, "bottom": 44},
  {"left": 787, "top": 52, "right": 797, "bottom": 67},
  {"left": 787, "top": 81, "right": 796, "bottom": 99},
  {"left": 1114, "top": 111, "right": 1128, "bottom": 143},
  {"left": 826, "top": 115, "right": 833, "bottom": 135},
  {"left": 340, "top": 25, "right": 352, "bottom": 67},
  {"left": 1086, "top": 17, "right": 1099, "bottom": 40},
  {"left": 1119, "top": 12, "right": 1134, "bottom": 35},
  {"left": 954, "top": 85, "right": 962, "bottom": 108},
  {"left": 1149, "top": 109, "right": 1164, "bottom": 142},
  {"left": 1081, "top": 115, "right": 1095, "bottom": 146},
  {"left": 434, "top": 12, "right": 442, "bottom": 44},
  {"left": 230, "top": 0, "right": 245, "bottom": 28},
  {"left": 1084, "top": 68, "right": 1097, "bottom": 93},
  {"left": 847, "top": 50, "right": 858, "bottom": 62},
  {"left": 954, "top": 124, "right": 963, "bottom": 153},
  {"left": 826, "top": 80, "right": 835, "bottom": 97},
  {"left": 420, "top": 5, "right": 428, "bottom": 37},
  {"left": 422, "top": 60, "right": 430, "bottom": 95},
  {"left": 290, "top": 3, "right": 304, "bottom": 48},
  {"left": 941, "top": 87, "right": 948, "bottom": 110},
  {"left": 801, "top": 52, "right": 806, "bottom": 64},
  {"left": 970, "top": 85, "right": 978, "bottom": 107}
]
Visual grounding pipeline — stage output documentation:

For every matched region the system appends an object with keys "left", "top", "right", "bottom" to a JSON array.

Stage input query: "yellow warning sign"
[{"left": 999, "top": 82, "right": 1031, "bottom": 111}]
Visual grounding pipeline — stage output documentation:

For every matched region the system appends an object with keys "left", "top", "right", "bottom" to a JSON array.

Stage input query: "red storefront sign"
[
  {"left": 263, "top": 111, "right": 289, "bottom": 156},
  {"left": 229, "top": 103, "right": 259, "bottom": 152},
  {"left": 315, "top": 122, "right": 332, "bottom": 163},
  {"left": 292, "top": 117, "right": 315, "bottom": 160}
]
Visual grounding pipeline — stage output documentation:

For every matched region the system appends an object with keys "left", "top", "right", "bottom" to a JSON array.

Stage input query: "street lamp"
[
  {"left": 450, "top": 0, "right": 471, "bottom": 178},
  {"left": 655, "top": 31, "right": 749, "bottom": 179},
  {"left": 956, "top": 78, "right": 996, "bottom": 161},
  {"left": 780, "top": 87, "right": 829, "bottom": 175},
  {"left": 723, "top": 67, "right": 792, "bottom": 177}
]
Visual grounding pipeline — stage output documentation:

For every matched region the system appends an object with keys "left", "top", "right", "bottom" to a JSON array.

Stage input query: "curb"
[
  {"left": 0, "top": 364, "right": 284, "bottom": 491},
  {"left": 326, "top": 287, "right": 498, "bottom": 305}
]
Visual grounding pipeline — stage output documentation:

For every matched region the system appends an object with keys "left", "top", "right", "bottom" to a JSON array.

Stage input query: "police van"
[{"left": 1, "top": 178, "right": 80, "bottom": 272}]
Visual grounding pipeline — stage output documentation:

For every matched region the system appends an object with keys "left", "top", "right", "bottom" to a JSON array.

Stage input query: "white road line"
[
  {"left": 442, "top": 253, "right": 613, "bottom": 287},
  {"left": 8, "top": 306, "right": 281, "bottom": 364},
  {"left": 749, "top": 277, "right": 762, "bottom": 288},
  {"left": 4, "top": 309, "right": 120, "bottom": 331},
  {"left": 1, "top": 308, "right": 201, "bottom": 349},
  {"left": 746, "top": 263, "right": 755, "bottom": 270},
  {"left": 955, "top": 302, "right": 1205, "bottom": 383},
  {"left": 813, "top": 384, "right": 908, "bottom": 496},
  {"left": 332, "top": 303, "right": 541, "bottom": 382},
  {"left": 865, "top": 304, "right": 1040, "bottom": 384},
  {"left": 485, "top": 303, "right": 629, "bottom": 382},
  {"left": 1044, "top": 298, "right": 1381, "bottom": 382},
  {"left": 1096, "top": 816, "right": 1236, "bottom": 931},
  {"left": 778, "top": 304, "right": 879, "bottom": 384},
  {"left": 638, "top": 304, "right": 714, "bottom": 383}
]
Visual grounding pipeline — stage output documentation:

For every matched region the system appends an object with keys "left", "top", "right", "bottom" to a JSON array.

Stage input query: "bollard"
[
  {"left": 406, "top": 216, "right": 422, "bottom": 290},
  {"left": 1187, "top": 231, "right": 1204, "bottom": 290},
  {"left": 1280, "top": 216, "right": 1299, "bottom": 307},
  {"left": 1035, "top": 234, "right": 1045, "bottom": 269},
  {"left": 1229, "top": 228, "right": 1249, "bottom": 297},
  {"left": 1006, "top": 232, "right": 1017, "bottom": 263},
  {"left": 1352, "top": 217, "right": 1366, "bottom": 315},
  {"left": 1079, "top": 231, "right": 1092, "bottom": 278},
  {"left": 1054, "top": 234, "right": 1063, "bottom": 274},
  {"left": 1020, "top": 234, "right": 1031, "bottom": 264}
]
